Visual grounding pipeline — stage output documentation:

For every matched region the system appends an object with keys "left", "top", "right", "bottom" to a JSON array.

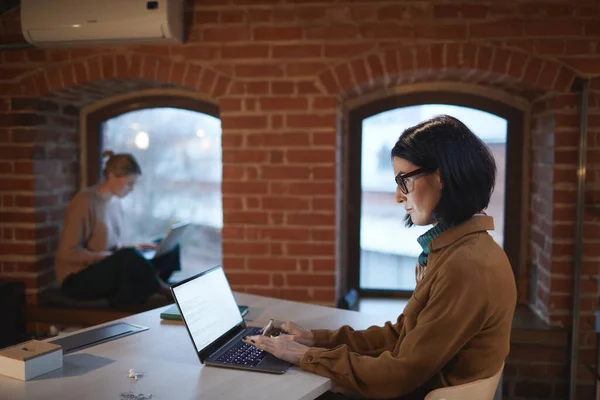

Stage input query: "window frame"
[
  {"left": 344, "top": 92, "right": 526, "bottom": 301},
  {"left": 85, "top": 95, "right": 219, "bottom": 185}
]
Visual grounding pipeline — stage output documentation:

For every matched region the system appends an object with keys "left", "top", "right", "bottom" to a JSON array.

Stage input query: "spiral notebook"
[{"left": 160, "top": 304, "right": 248, "bottom": 321}]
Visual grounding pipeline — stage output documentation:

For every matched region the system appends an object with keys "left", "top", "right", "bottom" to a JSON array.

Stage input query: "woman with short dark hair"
[
  {"left": 244, "top": 115, "right": 517, "bottom": 400},
  {"left": 55, "top": 150, "right": 180, "bottom": 305},
  {"left": 391, "top": 114, "right": 497, "bottom": 228}
]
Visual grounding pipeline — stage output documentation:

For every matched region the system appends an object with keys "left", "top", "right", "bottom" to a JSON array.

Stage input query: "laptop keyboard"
[{"left": 215, "top": 327, "right": 267, "bottom": 367}]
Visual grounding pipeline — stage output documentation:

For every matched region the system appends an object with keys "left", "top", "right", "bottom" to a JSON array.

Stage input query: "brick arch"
[
  {"left": 17, "top": 52, "right": 231, "bottom": 100},
  {"left": 317, "top": 43, "right": 577, "bottom": 100},
  {"left": 323, "top": 43, "right": 582, "bottom": 327},
  {"left": 2, "top": 53, "right": 230, "bottom": 305}
]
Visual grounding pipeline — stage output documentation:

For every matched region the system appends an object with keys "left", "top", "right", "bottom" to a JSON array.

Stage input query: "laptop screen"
[{"left": 172, "top": 267, "right": 243, "bottom": 352}]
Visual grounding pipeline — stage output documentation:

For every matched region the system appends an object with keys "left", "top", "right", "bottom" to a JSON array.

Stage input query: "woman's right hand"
[
  {"left": 96, "top": 251, "right": 113, "bottom": 261},
  {"left": 261, "top": 320, "right": 314, "bottom": 347},
  {"left": 133, "top": 243, "right": 158, "bottom": 251}
]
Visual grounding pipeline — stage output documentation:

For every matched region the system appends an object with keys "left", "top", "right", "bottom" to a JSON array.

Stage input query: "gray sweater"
[{"left": 54, "top": 185, "right": 123, "bottom": 284}]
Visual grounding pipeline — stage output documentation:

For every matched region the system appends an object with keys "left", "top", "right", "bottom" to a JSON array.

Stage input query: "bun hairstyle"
[
  {"left": 102, "top": 150, "right": 115, "bottom": 159},
  {"left": 102, "top": 150, "right": 142, "bottom": 178}
]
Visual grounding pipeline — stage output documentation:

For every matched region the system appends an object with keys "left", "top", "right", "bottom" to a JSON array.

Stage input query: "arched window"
[
  {"left": 344, "top": 93, "right": 525, "bottom": 314},
  {"left": 84, "top": 95, "right": 222, "bottom": 280}
]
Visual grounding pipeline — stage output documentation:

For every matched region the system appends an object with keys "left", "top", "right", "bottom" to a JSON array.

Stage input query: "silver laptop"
[
  {"left": 170, "top": 265, "right": 291, "bottom": 374},
  {"left": 142, "top": 222, "right": 190, "bottom": 260}
]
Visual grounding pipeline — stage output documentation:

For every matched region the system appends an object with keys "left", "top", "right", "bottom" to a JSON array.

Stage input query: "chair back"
[{"left": 425, "top": 363, "right": 504, "bottom": 400}]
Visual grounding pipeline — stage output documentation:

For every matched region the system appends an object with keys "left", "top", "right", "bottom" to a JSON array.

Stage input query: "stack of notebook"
[{"left": 160, "top": 304, "right": 249, "bottom": 321}]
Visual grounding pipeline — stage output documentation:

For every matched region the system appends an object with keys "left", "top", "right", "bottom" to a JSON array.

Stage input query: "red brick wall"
[
  {"left": 0, "top": 97, "right": 79, "bottom": 300},
  {"left": 1, "top": 1, "right": 600, "bottom": 398}
]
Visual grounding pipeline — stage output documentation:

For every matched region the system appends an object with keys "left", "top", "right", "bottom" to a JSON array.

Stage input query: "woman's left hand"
[{"left": 243, "top": 334, "right": 310, "bottom": 365}]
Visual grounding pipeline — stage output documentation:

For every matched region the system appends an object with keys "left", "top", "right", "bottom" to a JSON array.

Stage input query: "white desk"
[{"left": 0, "top": 293, "right": 387, "bottom": 400}]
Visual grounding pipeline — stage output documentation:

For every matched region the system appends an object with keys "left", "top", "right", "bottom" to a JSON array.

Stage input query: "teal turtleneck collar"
[{"left": 416, "top": 222, "right": 448, "bottom": 266}]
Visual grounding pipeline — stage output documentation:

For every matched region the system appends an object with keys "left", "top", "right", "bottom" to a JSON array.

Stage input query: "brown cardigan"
[{"left": 299, "top": 216, "right": 516, "bottom": 399}]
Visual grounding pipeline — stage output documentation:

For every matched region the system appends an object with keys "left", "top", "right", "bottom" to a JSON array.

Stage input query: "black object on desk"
[
  {"left": 160, "top": 304, "right": 248, "bottom": 321},
  {"left": 0, "top": 280, "right": 26, "bottom": 348},
  {"left": 595, "top": 308, "right": 600, "bottom": 399}
]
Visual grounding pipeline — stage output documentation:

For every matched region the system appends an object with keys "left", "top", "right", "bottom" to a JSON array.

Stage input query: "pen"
[{"left": 262, "top": 319, "right": 274, "bottom": 336}]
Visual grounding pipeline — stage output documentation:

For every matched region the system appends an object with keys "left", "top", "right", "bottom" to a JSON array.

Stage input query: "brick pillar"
[
  {"left": 0, "top": 97, "right": 80, "bottom": 305},
  {"left": 574, "top": 77, "right": 600, "bottom": 397},
  {"left": 523, "top": 85, "right": 600, "bottom": 398},
  {"left": 218, "top": 86, "right": 338, "bottom": 305}
]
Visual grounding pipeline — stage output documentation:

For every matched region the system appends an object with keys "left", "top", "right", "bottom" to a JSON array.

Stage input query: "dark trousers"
[{"left": 61, "top": 246, "right": 181, "bottom": 306}]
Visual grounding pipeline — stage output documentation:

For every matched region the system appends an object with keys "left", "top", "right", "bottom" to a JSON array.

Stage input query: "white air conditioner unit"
[{"left": 21, "top": 0, "right": 184, "bottom": 47}]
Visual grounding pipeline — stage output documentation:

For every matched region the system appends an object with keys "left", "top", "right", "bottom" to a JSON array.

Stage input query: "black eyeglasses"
[{"left": 394, "top": 168, "right": 432, "bottom": 195}]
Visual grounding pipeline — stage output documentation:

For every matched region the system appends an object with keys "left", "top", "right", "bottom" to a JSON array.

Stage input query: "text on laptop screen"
[{"left": 173, "top": 268, "right": 243, "bottom": 352}]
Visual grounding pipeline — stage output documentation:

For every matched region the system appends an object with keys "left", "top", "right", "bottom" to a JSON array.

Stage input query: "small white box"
[{"left": 0, "top": 340, "right": 63, "bottom": 381}]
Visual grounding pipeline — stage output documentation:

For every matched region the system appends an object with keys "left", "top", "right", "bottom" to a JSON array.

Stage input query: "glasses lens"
[
  {"left": 400, "top": 179, "right": 408, "bottom": 194},
  {"left": 395, "top": 174, "right": 408, "bottom": 194}
]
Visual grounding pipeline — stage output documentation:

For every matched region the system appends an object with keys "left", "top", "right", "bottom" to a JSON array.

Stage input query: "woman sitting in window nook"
[
  {"left": 244, "top": 115, "right": 517, "bottom": 400},
  {"left": 55, "top": 150, "right": 180, "bottom": 305}
]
